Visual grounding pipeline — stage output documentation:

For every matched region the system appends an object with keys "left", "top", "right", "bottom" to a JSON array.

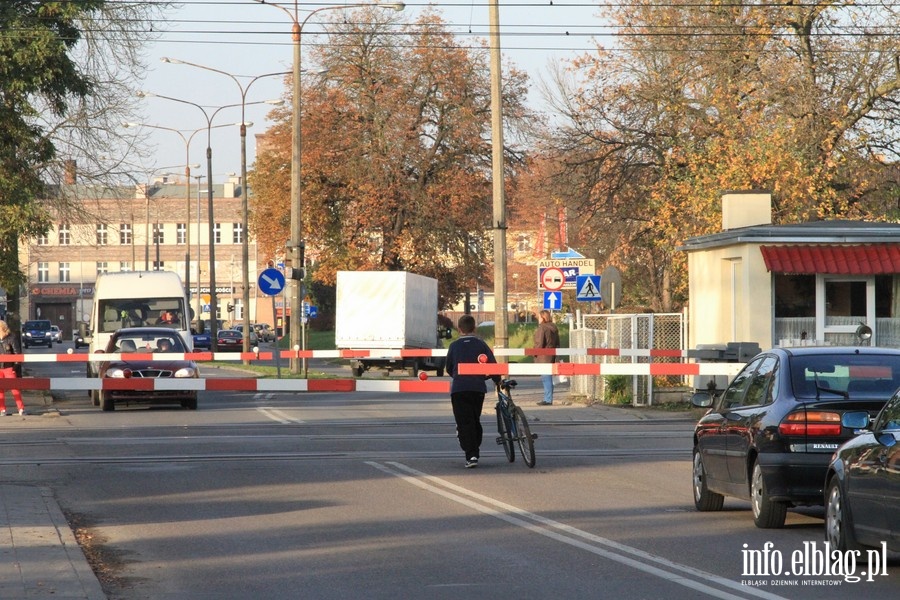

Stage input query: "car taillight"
[{"left": 778, "top": 411, "right": 842, "bottom": 436}]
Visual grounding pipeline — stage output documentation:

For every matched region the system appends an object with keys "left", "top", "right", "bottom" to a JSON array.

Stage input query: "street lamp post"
[
  {"left": 136, "top": 165, "right": 184, "bottom": 271},
  {"left": 254, "top": 0, "right": 405, "bottom": 373},
  {"left": 137, "top": 91, "right": 272, "bottom": 349},
  {"left": 160, "top": 58, "right": 286, "bottom": 355}
]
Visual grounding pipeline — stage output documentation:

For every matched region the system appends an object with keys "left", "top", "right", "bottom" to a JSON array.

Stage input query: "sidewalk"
[{"left": 0, "top": 485, "right": 106, "bottom": 600}]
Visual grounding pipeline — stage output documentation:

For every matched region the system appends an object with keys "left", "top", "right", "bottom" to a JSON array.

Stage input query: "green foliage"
[
  {"left": 604, "top": 375, "right": 632, "bottom": 405},
  {"left": 0, "top": 0, "right": 103, "bottom": 292}
]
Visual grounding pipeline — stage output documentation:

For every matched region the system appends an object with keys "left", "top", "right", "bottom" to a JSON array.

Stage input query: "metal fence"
[{"left": 569, "top": 312, "right": 687, "bottom": 405}]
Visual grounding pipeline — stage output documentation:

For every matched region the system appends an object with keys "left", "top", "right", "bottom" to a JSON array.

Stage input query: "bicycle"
[{"left": 495, "top": 379, "right": 537, "bottom": 468}]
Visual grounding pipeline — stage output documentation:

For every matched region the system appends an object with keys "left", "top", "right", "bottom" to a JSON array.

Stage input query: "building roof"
[{"left": 679, "top": 220, "right": 900, "bottom": 251}]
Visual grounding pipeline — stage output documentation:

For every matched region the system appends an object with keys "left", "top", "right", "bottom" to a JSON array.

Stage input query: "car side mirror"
[
  {"left": 841, "top": 411, "right": 870, "bottom": 430},
  {"left": 691, "top": 392, "right": 715, "bottom": 408}
]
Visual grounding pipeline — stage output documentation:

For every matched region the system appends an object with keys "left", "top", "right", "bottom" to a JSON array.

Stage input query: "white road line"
[
  {"left": 367, "top": 461, "right": 788, "bottom": 600},
  {"left": 257, "top": 407, "right": 303, "bottom": 424}
]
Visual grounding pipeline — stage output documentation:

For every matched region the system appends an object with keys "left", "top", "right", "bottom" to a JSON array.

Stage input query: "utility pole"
[{"left": 489, "top": 1, "right": 509, "bottom": 351}]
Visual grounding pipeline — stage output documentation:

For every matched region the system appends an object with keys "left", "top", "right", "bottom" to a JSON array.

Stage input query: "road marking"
[
  {"left": 367, "top": 461, "right": 788, "bottom": 600},
  {"left": 256, "top": 407, "right": 303, "bottom": 424}
]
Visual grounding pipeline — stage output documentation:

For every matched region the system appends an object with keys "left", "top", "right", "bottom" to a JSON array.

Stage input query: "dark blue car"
[
  {"left": 692, "top": 346, "right": 900, "bottom": 529},
  {"left": 824, "top": 392, "right": 900, "bottom": 551},
  {"left": 191, "top": 328, "right": 211, "bottom": 350}
]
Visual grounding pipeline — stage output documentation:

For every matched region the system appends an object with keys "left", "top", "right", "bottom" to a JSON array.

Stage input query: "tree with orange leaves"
[{"left": 249, "top": 8, "right": 533, "bottom": 308}]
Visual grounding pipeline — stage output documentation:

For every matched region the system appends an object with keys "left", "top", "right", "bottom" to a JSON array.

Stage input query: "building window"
[
  {"left": 214, "top": 223, "right": 221, "bottom": 244},
  {"left": 37, "top": 233, "right": 48, "bottom": 246},
  {"left": 153, "top": 261, "right": 165, "bottom": 271},
  {"left": 37, "top": 262, "right": 49, "bottom": 283},
  {"left": 177, "top": 223, "right": 186, "bottom": 245},
  {"left": 232, "top": 223, "right": 243, "bottom": 244},
  {"left": 96, "top": 262, "right": 109, "bottom": 275},
  {"left": 96, "top": 224, "right": 108, "bottom": 245},
  {"left": 119, "top": 261, "right": 131, "bottom": 272},
  {"left": 59, "top": 262, "right": 71, "bottom": 282},
  {"left": 153, "top": 224, "right": 164, "bottom": 244},
  {"left": 58, "top": 224, "right": 70, "bottom": 246},
  {"left": 119, "top": 223, "right": 132, "bottom": 245},
  {"left": 517, "top": 235, "right": 531, "bottom": 253}
]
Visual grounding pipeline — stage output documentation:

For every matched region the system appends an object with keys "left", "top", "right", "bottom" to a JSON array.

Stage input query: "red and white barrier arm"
[
  {"left": 458, "top": 362, "right": 744, "bottom": 377},
  {"left": 0, "top": 377, "right": 451, "bottom": 394},
  {"left": 4, "top": 346, "right": 698, "bottom": 363}
]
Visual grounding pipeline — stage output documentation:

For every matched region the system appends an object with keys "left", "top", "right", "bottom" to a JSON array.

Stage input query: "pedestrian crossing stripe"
[{"left": 576, "top": 275, "right": 602, "bottom": 301}]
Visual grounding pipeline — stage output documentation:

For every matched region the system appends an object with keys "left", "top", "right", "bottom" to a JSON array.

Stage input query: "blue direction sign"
[
  {"left": 576, "top": 275, "right": 602, "bottom": 302},
  {"left": 543, "top": 291, "right": 562, "bottom": 311},
  {"left": 551, "top": 247, "right": 585, "bottom": 259},
  {"left": 258, "top": 268, "right": 286, "bottom": 296}
]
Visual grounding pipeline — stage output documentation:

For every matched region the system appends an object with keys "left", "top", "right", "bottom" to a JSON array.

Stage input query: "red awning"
[{"left": 760, "top": 244, "right": 900, "bottom": 274}]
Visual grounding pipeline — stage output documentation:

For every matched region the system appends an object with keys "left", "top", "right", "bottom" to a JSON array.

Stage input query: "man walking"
[
  {"left": 534, "top": 310, "right": 560, "bottom": 405},
  {"left": 445, "top": 314, "right": 498, "bottom": 468}
]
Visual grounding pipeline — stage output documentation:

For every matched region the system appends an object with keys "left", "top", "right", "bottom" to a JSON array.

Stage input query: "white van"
[{"left": 86, "top": 272, "right": 192, "bottom": 402}]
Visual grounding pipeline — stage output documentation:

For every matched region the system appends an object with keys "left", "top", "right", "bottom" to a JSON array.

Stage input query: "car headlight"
[
  {"left": 24, "top": 332, "right": 32, "bottom": 338},
  {"left": 174, "top": 367, "right": 197, "bottom": 378},
  {"left": 106, "top": 368, "right": 132, "bottom": 378}
]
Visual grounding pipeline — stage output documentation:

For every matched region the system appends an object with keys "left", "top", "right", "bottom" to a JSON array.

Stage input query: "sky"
[{"left": 134, "top": 1, "right": 606, "bottom": 181}]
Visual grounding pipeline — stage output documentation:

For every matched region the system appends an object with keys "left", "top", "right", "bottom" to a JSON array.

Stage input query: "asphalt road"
[{"left": 3, "top": 343, "right": 897, "bottom": 599}]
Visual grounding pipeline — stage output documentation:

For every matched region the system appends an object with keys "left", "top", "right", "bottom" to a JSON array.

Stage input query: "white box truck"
[
  {"left": 335, "top": 271, "right": 449, "bottom": 377},
  {"left": 84, "top": 271, "right": 192, "bottom": 404}
]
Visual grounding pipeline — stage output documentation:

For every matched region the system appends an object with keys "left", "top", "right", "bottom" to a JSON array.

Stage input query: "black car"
[
  {"left": 691, "top": 346, "right": 900, "bottom": 528},
  {"left": 824, "top": 392, "right": 900, "bottom": 551},
  {"left": 22, "top": 319, "right": 53, "bottom": 348},
  {"left": 97, "top": 327, "right": 199, "bottom": 412},
  {"left": 216, "top": 329, "right": 243, "bottom": 352}
]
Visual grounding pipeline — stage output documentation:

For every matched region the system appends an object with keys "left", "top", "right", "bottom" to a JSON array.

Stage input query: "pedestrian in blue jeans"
[{"left": 534, "top": 310, "right": 560, "bottom": 405}]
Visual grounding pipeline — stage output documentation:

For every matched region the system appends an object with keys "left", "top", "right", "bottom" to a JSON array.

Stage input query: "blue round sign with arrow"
[{"left": 258, "top": 268, "right": 286, "bottom": 296}]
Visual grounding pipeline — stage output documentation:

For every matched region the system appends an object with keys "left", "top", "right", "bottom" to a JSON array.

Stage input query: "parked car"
[
  {"left": 49, "top": 325, "right": 62, "bottom": 343},
  {"left": 96, "top": 327, "right": 199, "bottom": 411},
  {"left": 691, "top": 346, "right": 900, "bottom": 528},
  {"left": 231, "top": 324, "right": 259, "bottom": 346},
  {"left": 254, "top": 323, "right": 276, "bottom": 343},
  {"left": 22, "top": 319, "right": 53, "bottom": 348},
  {"left": 824, "top": 391, "right": 900, "bottom": 551},
  {"left": 191, "top": 327, "right": 212, "bottom": 350},
  {"left": 216, "top": 329, "right": 244, "bottom": 352}
]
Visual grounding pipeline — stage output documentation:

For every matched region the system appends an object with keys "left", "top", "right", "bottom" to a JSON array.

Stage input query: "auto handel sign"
[{"left": 537, "top": 258, "right": 596, "bottom": 290}]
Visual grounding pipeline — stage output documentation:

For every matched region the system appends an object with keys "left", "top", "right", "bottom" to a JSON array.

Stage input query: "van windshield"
[{"left": 97, "top": 298, "right": 186, "bottom": 333}]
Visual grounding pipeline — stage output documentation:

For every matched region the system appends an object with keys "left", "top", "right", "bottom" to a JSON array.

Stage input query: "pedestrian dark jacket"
[
  {"left": 1, "top": 334, "right": 21, "bottom": 371},
  {"left": 534, "top": 321, "right": 560, "bottom": 364},
  {"left": 446, "top": 335, "right": 497, "bottom": 394}
]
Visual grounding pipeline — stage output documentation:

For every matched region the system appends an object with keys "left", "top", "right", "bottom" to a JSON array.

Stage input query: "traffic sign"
[
  {"left": 538, "top": 258, "right": 595, "bottom": 289},
  {"left": 540, "top": 267, "right": 565, "bottom": 291},
  {"left": 258, "top": 268, "right": 286, "bottom": 296},
  {"left": 543, "top": 291, "right": 562, "bottom": 311},
  {"left": 576, "top": 275, "right": 602, "bottom": 302}
]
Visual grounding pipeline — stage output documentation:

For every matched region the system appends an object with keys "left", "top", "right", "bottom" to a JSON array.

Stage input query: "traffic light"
[{"left": 290, "top": 241, "right": 305, "bottom": 281}]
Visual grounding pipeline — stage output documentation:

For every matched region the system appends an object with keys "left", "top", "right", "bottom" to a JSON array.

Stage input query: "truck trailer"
[{"left": 335, "top": 271, "right": 449, "bottom": 377}]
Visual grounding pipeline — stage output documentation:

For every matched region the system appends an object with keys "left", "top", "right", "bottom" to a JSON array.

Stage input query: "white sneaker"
[
  {"left": 18, "top": 409, "right": 25, "bottom": 416},
  {"left": 0, "top": 410, "right": 5, "bottom": 416}
]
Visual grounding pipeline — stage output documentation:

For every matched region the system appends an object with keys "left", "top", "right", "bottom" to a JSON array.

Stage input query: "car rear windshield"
[{"left": 790, "top": 353, "right": 900, "bottom": 398}]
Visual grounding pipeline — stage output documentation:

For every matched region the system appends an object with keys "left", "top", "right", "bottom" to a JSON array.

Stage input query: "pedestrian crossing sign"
[{"left": 576, "top": 275, "right": 602, "bottom": 301}]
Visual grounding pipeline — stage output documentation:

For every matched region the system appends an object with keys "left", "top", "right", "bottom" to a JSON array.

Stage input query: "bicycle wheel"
[
  {"left": 512, "top": 406, "right": 536, "bottom": 468},
  {"left": 496, "top": 405, "right": 515, "bottom": 462}
]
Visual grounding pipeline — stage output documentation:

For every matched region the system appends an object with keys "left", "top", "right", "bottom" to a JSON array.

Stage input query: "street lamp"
[
  {"left": 160, "top": 57, "right": 287, "bottom": 355},
  {"left": 123, "top": 121, "right": 231, "bottom": 316},
  {"left": 137, "top": 91, "right": 274, "bottom": 349},
  {"left": 135, "top": 165, "right": 184, "bottom": 271},
  {"left": 254, "top": 0, "right": 405, "bottom": 374}
]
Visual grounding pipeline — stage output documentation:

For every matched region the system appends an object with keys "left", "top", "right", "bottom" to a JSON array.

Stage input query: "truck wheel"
[
  {"left": 436, "top": 367, "right": 445, "bottom": 377},
  {"left": 410, "top": 362, "right": 419, "bottom": 377},
  {"left": 354, "top": 365, "right": 364, "bottom": 377}
]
